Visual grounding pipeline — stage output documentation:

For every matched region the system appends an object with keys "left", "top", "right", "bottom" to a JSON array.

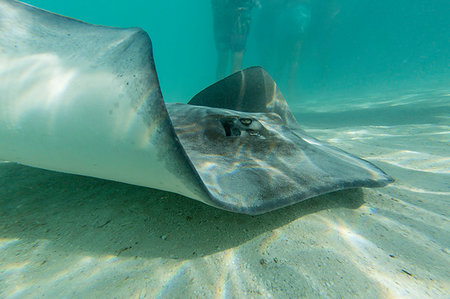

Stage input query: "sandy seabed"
[{"left": 0, "top": 89, "right": 449, "bottom": 298}]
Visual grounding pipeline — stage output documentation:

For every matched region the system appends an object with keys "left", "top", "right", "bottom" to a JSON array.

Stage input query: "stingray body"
[{"left": 0, "top": 0, "right": 392, "bottom": 215}]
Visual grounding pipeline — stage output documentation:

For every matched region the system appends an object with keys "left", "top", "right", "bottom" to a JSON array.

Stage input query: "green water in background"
[
  {"left": 23, "top": 0, "right": 449, "bottom": 104},
  {"left": 2, "top": 2, "right": 449, "bottom": 297}
]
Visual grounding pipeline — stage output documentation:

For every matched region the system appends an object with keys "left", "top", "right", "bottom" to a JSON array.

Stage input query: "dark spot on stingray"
[
  {"left": 247, "top": 129, "right": 260, "bottom": 136},
  {"left": 401, "top": 269, "right": 413, "bottom": 276}
]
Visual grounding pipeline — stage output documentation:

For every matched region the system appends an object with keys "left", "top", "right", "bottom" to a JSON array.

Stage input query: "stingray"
[{"left": 0, "top": 0, "right": 392, "bottom": 215}]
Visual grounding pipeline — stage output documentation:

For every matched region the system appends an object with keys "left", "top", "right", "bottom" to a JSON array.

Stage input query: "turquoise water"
[
  {"left": 23, "top": 0, "right": 450, "bottom": 102},
  {"left": 1, "top": 1, "right": 449, "bottom": 298}
]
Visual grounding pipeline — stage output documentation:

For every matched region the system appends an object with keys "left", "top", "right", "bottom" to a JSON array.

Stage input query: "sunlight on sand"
[
  {"left": 334, "top": 222, "right": 441, "bottom": 298},
  {"left": 367, "top": 150, "right": 450, "bottom": 174},
  {"left": 1, "top": 90, "right": 448, "bottom": 298}
]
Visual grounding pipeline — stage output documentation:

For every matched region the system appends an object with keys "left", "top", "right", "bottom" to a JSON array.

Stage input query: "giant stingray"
[{"left": 0, "top": 0, "right": 392, "bottom": 215}]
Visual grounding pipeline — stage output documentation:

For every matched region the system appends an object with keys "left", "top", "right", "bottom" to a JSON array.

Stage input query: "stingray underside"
[{"left": 0, "top": 0, "right": 210, "bottom": 203}]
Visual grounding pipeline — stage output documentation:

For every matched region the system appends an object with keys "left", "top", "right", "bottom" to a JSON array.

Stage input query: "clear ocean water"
[
  {"left": 1, "top": 0, "right": 449, "bottom": 298},
  {"left": 22, "top": 0, "right": 450, "bottom": 102}
]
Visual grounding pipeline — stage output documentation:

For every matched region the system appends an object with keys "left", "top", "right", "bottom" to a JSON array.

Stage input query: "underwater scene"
[{"left": 0, "top": 0, "right": 449, "bottom": 298}]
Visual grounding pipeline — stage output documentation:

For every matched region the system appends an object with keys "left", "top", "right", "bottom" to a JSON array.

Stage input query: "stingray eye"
[
  {"left": 220, "top": 117, "right": 263, "bottom": 137},
  {"left": 239, "top": 118, "right": 253, "bottom": 126},
  {"left": 221, "top": 118, "right": 241, "bottom": 137}
]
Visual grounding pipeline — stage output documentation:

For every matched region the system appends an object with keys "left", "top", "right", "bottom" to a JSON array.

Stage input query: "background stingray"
[{"left": 0, "top": 0, "right": 392, "bottom": 215}]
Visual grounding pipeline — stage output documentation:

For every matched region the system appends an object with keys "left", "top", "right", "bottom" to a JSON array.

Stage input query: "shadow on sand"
[{"left": 0, "top": 163, "right": 365, "bottom": 260}]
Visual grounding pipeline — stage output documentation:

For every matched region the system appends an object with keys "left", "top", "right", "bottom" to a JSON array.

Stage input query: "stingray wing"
[
  {"left": 0, "top": 0, "right": 211, "bottom": 203},
  {"left": 169, "top": 67, "right": 393, "bottom": 214},
  {"left": 0, "top": 0, "right": 160, "bottom": 107},
  {"left": 189, "top": 66, "right": 300, "bottom": 128}
]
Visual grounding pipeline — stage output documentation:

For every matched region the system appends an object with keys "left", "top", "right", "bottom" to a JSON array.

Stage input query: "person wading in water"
[{"left": 211, "top": 0, "right": 260, "bottom": 79}]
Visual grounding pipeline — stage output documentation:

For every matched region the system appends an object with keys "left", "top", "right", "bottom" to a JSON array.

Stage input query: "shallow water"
[
  {"left": 1, "top": 0, "right": 449, "bottom": 298},
  {"left": 21, "top": 0, "right": 449, "bottom": 102},
  {"left": 1, "top": 90, "right": 448, "bottom": 298}
]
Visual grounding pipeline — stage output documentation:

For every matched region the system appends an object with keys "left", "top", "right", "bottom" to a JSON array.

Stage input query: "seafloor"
[{"left": 0, "top": 89, "right": 449, "bottom": 298}]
